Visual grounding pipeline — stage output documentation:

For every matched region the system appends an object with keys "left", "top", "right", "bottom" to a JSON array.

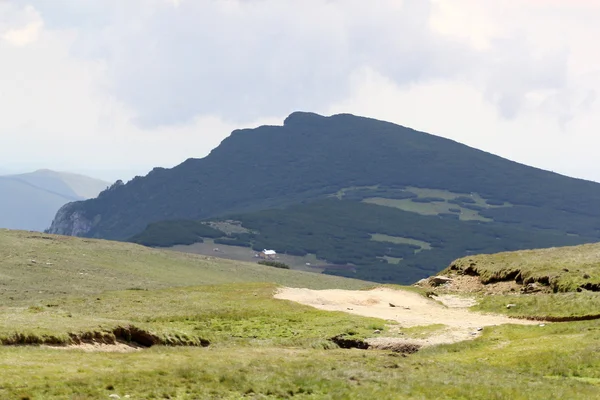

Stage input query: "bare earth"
[
  {"left": 275, "top": 287, "right": 537, "bottom": 347},
  {"left": 45, "top": 342, "right": 142, "bottom": 353}
]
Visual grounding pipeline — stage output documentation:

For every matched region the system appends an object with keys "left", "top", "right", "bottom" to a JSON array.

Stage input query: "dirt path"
[{"left": 275, "top": 287, "right": 537, "bottom": 347}]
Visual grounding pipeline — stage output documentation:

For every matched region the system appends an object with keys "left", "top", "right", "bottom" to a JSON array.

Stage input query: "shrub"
[{"left": 258, "top": 261, "right": 290, "bottom": 269}]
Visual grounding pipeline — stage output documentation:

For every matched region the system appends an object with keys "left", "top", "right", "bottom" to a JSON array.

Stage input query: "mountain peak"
[{"left": 283, "top": 111, "right": 328, "bottom": 126}]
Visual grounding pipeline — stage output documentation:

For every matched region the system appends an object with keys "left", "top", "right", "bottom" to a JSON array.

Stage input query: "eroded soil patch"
[
  {"left": 275, "top": 287, "right": 536, "bottom": 347},
  {"left": 1, "top": 325, "right": 210, "bottom": 348}
]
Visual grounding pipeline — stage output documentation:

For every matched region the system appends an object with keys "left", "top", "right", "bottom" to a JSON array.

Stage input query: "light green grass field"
[
  {"left": 362, "top": 186, "right": 511, "bottom": 222},
  {"left": 371, "top": 233, "right": 432, "bottom": 252},
  {"left": 2, "top": 230, "right": 600, "bottom": 399}
]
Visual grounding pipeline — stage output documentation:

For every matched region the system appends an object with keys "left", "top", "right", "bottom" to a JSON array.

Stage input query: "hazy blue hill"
[
  {"left": 0, "top": 170, "right": 109, "bottom": 231},
  {"left": 14, "top": 169, "right": 109, "bottom": 199}
]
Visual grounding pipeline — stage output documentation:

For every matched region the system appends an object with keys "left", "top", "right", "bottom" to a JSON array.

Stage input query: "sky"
[{"left": 1, "top": 0, "right": 599, "bottom": 183}]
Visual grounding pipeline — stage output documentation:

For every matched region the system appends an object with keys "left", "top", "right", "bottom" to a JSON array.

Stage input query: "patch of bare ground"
[
  {"left": 416, "top": 274, "right": 523, "bottom": 295},
  {"left": 275, "top": 287, "right": 536, "bottom": 349},
  {"left": 366, "top": 338, "right": 422, "bottom": 354},
  {"left": 45, "top": 342, "right": 142, "bottom": 353}
]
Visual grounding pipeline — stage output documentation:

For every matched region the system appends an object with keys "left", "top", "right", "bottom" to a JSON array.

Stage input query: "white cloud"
[
  {"left": 0, "top": 1, "right": 599, "bottom": 182},
  {"left": 0, "top": 5, "right": 43, "bottom": 46}
]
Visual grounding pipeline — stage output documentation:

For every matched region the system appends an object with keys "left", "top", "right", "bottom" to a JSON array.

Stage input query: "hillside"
[
  {"left": 0, "top": 230, "right": 370, "bottom": 305},
  {"left": 48, "top": 112, "right": 600, "bottom": 283},
  {"left": 0, "top": 170, "right": 109, "bottom": 231},
  {"left": 2, "top": 230, "right": 600, "bottom": 398}
]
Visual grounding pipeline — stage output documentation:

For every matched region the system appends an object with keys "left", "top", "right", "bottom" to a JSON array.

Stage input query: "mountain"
[
  {"left": 0, "top": 169, "right": 110, "bottom": 231},
  {"left": 48, "top": 112, "right": 600, "bottom": 283}
]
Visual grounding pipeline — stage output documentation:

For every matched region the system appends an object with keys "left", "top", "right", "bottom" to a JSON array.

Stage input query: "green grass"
[
  {"left": 444, "top": 242, "right": 600, "bottom": 292},
  {"left": 0, "top": 230, "right": 371, "bottom": 305},
  {"left": 473, "top": 292, "right": 600, "bottom": 320},
  {"left": 2, "top": 230, "right": 600, "bottom": 398},
  {"left": 400, "top": 324, "right": 447, "bottom": 339},
  {"left": 2, "top": 322, "right": 600, "bottom": 399},
  {"left": 379, "top": 256, "right": 402, "bottom": 264},
  {"left": 0, "top": 283, "right": 386, "bottom": 348},
  {"left": 361, "top": 186, "right": 513, "bottom": 223},
  {"left": 363, "top": 197, "right": 491, "bottom": 222},
  {"left": 370, "top": 233, "right": 432, "bottom": 251}
]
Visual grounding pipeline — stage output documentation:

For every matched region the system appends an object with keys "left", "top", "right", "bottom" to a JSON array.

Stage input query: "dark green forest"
[{"left": 129, "top": 200, "right": 593, "bottom": 283}]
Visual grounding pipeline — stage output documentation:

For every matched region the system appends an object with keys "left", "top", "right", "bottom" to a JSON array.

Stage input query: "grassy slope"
[
  {"left": 0, "top": 230, "right": 370, "bottom": 305},
  {"left": 1, "top": 230, "right": 600, "bottom": 399},
  {"left": 437, "top": 242, "right": 600, "bottom": 319},
  {"left": 444, "top": 242, "right": 600, "bottom": 291}
]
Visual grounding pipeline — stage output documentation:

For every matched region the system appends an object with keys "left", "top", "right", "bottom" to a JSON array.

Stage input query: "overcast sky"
[{"left": 1, "top": 0, "right": 599, "bottom": 183}]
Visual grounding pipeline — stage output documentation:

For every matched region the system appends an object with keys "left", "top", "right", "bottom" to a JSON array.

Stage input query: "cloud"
[
  {"left": 0, "top": 5, "right": 43, "bottom": 46},
  {"left": 0, "top": 1, "right": 599, "bottom": 182},
  {"left": 6, "top": 0, "right": 579, "bottom": 127},
  {"left": 12, "top": 0, "right": 483, "bottom": 127}
]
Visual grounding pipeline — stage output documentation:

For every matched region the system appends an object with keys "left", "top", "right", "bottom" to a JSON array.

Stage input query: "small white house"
[{"left": 260, "top": 249, "right": 277, "bottom": 260}]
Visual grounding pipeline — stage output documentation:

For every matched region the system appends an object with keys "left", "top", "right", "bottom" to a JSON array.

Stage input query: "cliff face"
[{"left": 47, "top": 203, "right": 94, "bottom": 236}]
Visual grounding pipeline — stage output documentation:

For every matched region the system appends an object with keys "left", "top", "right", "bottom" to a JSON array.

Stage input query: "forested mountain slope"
[{"left": 48, "top": 112, "right": 600, "bottom": 241}]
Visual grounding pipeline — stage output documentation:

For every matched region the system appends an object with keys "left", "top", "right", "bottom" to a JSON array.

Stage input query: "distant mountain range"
[
  {"left": 0, "top": 170, "right": 110, "bottom": 232},
  {"left": 47, "top": 112, "right": 600, "bottom": 283}
]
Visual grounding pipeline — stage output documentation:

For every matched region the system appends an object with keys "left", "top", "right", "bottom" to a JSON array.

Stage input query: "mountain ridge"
[{"left": 48, "top": 111, "right": 600, "bottom": 240}]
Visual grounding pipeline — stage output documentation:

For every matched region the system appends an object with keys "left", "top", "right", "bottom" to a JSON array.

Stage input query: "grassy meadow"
[
  {"left": 444, "top": 242, "right": 600, "bottom": 292},
  {"left": 1, "top": 230, "right": 600, "bottom": 399}
]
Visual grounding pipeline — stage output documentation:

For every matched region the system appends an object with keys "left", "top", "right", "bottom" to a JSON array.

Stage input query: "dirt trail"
[{"left": 275, "top": 287, "right": 537, "bottom": 346}]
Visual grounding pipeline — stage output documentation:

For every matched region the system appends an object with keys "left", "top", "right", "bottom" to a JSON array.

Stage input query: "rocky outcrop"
[
  {"left": 46, "top": 202, "right": 94, "bottom": 237},
  {"left": 429, "top": 275, "right": 453, "bottom": 287}
]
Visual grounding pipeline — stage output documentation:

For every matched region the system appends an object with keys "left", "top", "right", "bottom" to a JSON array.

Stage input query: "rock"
[
  {"left": 583, "top": 273, "right": 591, "bottom": 279},
  {"left": 521, "top": 283, "right": 542, "bottom": 293},
  {"left": 506, "top": 304, "right": 517, "bottom": 309},
  {"left": 374, "top": 329, "right": 381, "bottom": 334},
  {"left": 476, "top": 327, "right": 483, "bottom": 332},
  {"left": 47, "top": 206, "right": 94, "bottom": 236},
  {"left": 347, "top": 307, "right": 353, "bottom": 310},
  {"left": 429, "top": 276, "right": 453, "bottom": 287},
  {"left": 109, "top": 395, "right": 121, "bottom": 399},
  {"left": 539, "top": 324, "right": 546, "bottom": 327},
  {"left": 415, "top": 278, "right": 428, "bottom": 286},
  {"left": 389, "top": 303, "right": 397, "bottom": 308}
]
